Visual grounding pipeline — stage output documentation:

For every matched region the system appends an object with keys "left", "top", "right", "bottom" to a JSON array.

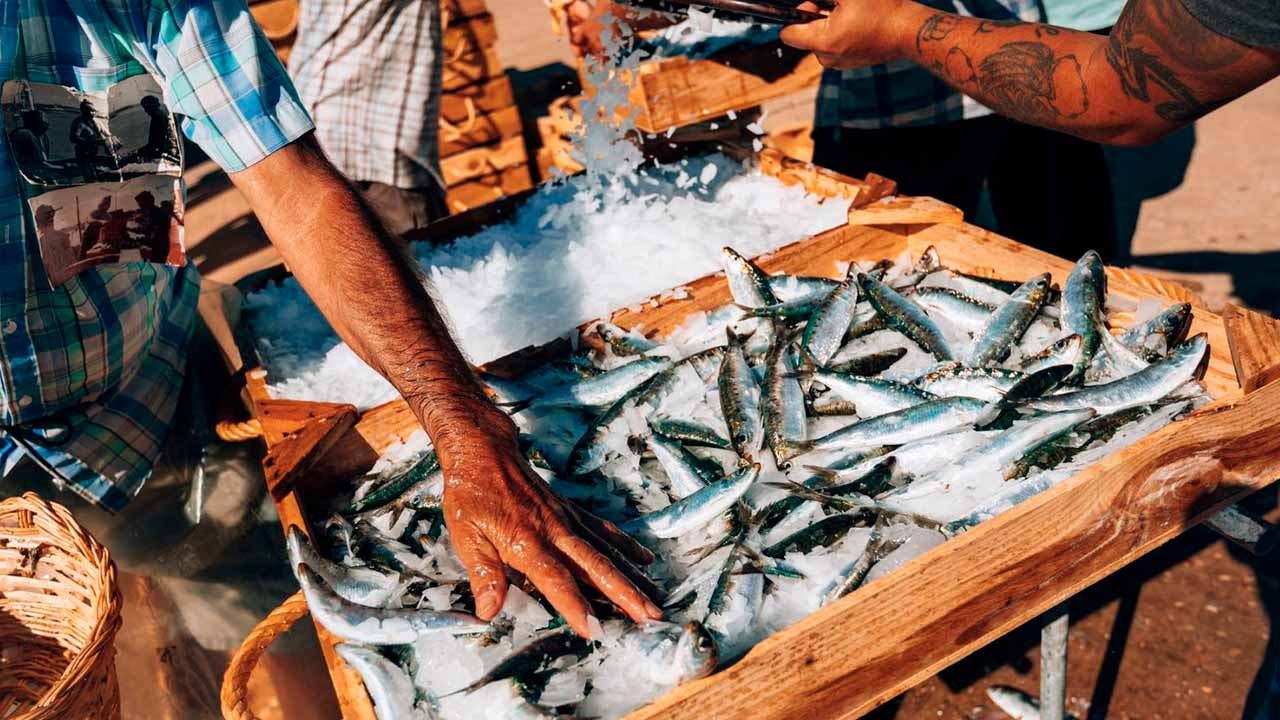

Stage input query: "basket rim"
[{"left": 0, "top": 492, "right": 122, "bottom": 718}]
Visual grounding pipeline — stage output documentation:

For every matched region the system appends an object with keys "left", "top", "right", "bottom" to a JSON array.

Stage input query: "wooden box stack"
[{"left": 440, "top": 0, "right": 534, "bottom": 214}]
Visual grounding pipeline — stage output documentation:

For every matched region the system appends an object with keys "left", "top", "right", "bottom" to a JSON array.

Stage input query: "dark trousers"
[
  {"left": 354, "top": 181, "right": 450, "bottom": 237},
  {"left": 812, "top": 117, "right": 1118, "bottom": 262}
]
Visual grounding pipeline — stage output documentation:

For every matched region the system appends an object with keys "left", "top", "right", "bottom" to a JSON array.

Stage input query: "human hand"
[
  {"left": 780, "top": 0, "right": 924, "bottom": 70},
  {"left": 434, "top": 403, "right": 662, "bottom": 638}
]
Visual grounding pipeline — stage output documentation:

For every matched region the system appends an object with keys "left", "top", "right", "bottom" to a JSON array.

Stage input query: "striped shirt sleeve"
[{"left": 118, "top": 0, "right": 314, "bottom": 172}]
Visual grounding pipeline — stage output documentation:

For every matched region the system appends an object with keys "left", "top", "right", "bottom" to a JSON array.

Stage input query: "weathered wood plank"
[
  {"left": 260, "top": 401, "right": 358, "bottom": 500},
  {"left": 441, "top": 135, "right": 528, "bottom": 186},
  {"left": 441, "top": 13, "right": 497, "bottom": 58},
  {"left": 445, "top": 164, "right": 534, "bottom": 214},
  {"left": 441, "top": 47, "right": 506, "bottom": 93},
  {"left": 847, "top": 195, "right": 964, "bottom": 226},
  {"left": 440, "top": 77, "right": 514, "bottom": 124},
  {"left": 440, "top": 105, "right": 523, "bottom": 158},
  {"left": 627, "top": 377, "right": 1280, "bottom": 720},
  {"left": 442, "top": 0, "right": 489, "bottom": 21},
  {"left": 1224, "top": 303, "right": 1280, "bottom": 392}
]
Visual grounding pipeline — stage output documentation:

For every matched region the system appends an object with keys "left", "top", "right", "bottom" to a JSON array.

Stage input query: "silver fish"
[
  {"left": 619, "top": 463, "right": 759, "bottom": 538},
  {"left": 334, "top": 644, "right": 422, "bottom": 720},
  {"left": 878, "top": 410, "right": 1096, "bottom": 523},
  {"left": 286, "top": 526, "right": 400, "bottom": 607},
  {"left": 1027, "top": 334, "right": 1208, "bottom": 414},
  {"left": 597, "top": 322, "right": 659, "bottom": 357},
  {"left": 1021, "top": 334, "right": 1083, "bottom": 375},
  {"left": 740, "top": 297, "right": 826, "bottom": 321},
  {"left": 622, "top": 621, "right": 719, "bottom": 685},
  {"left": 859, "top": 272, "right": 954, "bottom": 361},
  {"left": 721, "top": 246, "right": 778, "bottom": 308},
  {"left": 986, "top": 685, "right": 1053, "bottom": 720},
  {"left": 913, "top": 286, "right": 995, "bottom": 333},
  {"left": 567, "top": 369, "right": 677, "bottom": 475},
  {"left": 802, "top": 268, "right": 860, "bottom": 366},
  {"left": 1060, "top": 250, "right": 1109, "bottom": 383},
  {"left": 648, "top": 432, "right": 715, "bottom": 499},
  {"left": 718, "top": 329, "right": 764, "bottom": 459},
  {"left": 820, "top": 524, "right": 907, "bottom": 603},
  {"left": 297, "top": 564, "right": 488, "bottom": 643},
  {"left": 523, "top": 357, "right": 673, "bottom": 409},
  {"left": 762, "top": 326, "right": 808, "bottom": 465},
  {"left": 965, "top": 273, "right": 1052, "bottom": 367},
  {"left": 913, "top": 363, "right": 1027, "bottom": 403},
  {"left": 923, "top": 269, "right": 1013, "bottom": 307},
  {"left": 795, "top": 397, "right": 997, "bottom": 455},
  {"left": 650, "top": 416, "right": 731, "bottom": 449},
  {"left": 812, "top": 370, "right": 936, "bottom": 418},
  {"left": 766, "top": 274, "right": 840, "bottom": 303},
  {"left": 1119, "top": 302, "right": 1193, "bottom": 361}
]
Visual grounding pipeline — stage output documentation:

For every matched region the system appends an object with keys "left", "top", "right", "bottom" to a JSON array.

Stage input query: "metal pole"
[
  {"left": 1205, "top": 503, "right": 1279, "bottom": 556},
  {"left": 1040, "top": 601, "right": 1070, "bottom": 720}
]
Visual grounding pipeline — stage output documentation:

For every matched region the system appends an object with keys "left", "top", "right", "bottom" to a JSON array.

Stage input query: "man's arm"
[
  {"left": 230, "top": 135, "right": 662, "bottom": 636},
  {"left": 781, "top": 0, "right": 1280, "bottom": 145}
]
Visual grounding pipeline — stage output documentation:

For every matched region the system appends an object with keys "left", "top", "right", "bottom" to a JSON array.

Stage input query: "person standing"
[{"left": 288, "top": 0, "right": 449, "bottom": 235}]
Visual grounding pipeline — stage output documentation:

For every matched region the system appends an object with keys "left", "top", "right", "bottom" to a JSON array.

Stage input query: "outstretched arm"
[
  {"left": 230, "top": 134, "right": 662, "bottom": 636},
  {"left": 781, "top": 0, "right": 1280, "bottom": 145}
]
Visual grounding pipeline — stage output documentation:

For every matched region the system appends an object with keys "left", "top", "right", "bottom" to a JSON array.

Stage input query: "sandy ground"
[{"left": 134, "top": 8, "right": 1280, "bottom": 720}]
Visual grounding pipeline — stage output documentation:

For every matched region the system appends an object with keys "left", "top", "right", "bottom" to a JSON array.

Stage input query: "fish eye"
[{"left": 734, "top": 432, "right": 748, "bottom": 444}]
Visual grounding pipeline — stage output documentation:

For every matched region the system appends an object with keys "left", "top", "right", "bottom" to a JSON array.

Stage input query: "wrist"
[
  {"left": 409, "top": 389, "right": 520, "bottom": 462},
  {"left": 888, "top": 1, "right": 935, "bottom": 62}
]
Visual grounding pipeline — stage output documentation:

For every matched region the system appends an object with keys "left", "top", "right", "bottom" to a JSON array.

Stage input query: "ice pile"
[
  {"left": 288, "top": 248, "right": 1210, "bottom": 719},
  {"left": 243, "top": 154, "right": 849, "bottom": 407}
]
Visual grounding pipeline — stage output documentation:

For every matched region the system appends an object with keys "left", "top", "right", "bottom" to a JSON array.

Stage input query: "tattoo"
[
  {"left": 916, "top": 13, "right": 960, "bottom": 55},
  {"left": 976, "top": 19, "right": 1059, "bottom": 37},
  {"left": 944, "top": 42, "right": 1088, "bottom": 126},
  {"left": 1105, "top": 0, "right": 1245, "bottom": 122}
]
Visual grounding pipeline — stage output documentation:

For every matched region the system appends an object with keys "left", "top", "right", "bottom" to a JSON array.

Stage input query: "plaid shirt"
[
  {"left": 815, "top": 0, "right": 1044, "bottom": 129},
  {"left": 288, "top": 0, "right": 444, "bottom": 190},
  {"left": 0, "top": 0, "right": 313, "bottom": 510}
]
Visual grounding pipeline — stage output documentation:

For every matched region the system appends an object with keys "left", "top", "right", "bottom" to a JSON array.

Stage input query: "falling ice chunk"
[{"left": 700, "top": 163, "right": 719, "bottom": 185}]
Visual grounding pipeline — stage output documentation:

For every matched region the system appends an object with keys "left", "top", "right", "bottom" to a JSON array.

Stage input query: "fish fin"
[{"left": 1000, "top": 364, "right": 1072, "bottom": 405}]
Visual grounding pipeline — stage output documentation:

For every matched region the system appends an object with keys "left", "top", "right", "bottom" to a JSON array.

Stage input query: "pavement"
[{"left": 93, "top": 5, "right": 1280, "bottom": 719}]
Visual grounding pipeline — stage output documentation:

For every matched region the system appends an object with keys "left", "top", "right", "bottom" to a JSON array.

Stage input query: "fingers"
[
  {"left": 795, "top": 1, "right": 819, "bottom": 10},
  {"left": 555, "top": 535, "right": 663, "bottom": 624},
  {"left": 570, "top": 519, "right": 665, "bottom": 605},
  {"left": 505, "top": 538, "right": 597, "bottom": 638},
  {"left": 575, "top": 510, "right": 655, "bottom": 566},
  {"left": 779, "top": 15, "right": 830, "bottom": 51},
  {"left": 452, "top": 529, "right": 509, "bottom": 620}
]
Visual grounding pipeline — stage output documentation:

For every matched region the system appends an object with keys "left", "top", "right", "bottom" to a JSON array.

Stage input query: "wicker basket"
[{"left": 0, "top": 492, "right": 122, "bottom": 720}]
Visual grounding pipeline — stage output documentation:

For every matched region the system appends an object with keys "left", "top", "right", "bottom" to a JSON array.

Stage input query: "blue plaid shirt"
[
  {"left": 0, "top": 0, "right": 313, "bottom": 510},
  {"left": 815, "top": 0, "right": 1044, "bottom": 129}
]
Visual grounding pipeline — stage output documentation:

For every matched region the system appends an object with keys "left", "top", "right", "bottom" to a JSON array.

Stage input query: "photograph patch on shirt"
[
  {"left": 2, "top": 76, "right": 181, "bottom": 187},
  {"left": 28, "top": 175, "right": 185, "bottom": 288}
]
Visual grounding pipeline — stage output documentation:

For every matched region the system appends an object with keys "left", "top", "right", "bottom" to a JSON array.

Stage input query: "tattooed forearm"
[{"left": 916, "top": 13, "right": 960, "bottom": 55}]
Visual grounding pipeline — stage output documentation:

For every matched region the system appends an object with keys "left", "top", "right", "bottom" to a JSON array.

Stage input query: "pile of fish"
[{"left": 287, "top": 247, "right": 1209, "bottom": 719}]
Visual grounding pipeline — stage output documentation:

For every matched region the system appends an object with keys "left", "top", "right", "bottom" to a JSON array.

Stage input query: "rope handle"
[
  {"left": 215, "top": 373, "right": 264, "bottom": 443},
  {"left": 220, "top": 590, "right": 311, "bottom": 720}
]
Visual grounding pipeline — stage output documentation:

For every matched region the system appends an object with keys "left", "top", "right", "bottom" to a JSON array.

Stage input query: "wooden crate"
[
  {"left": 444, "top": 164, "right": 534, "bottom": 214},
  {"left": 441, "top": 47, "right": 505, "bottom": 92},
  {"left": 440, "top": 134, "right": 528, "bottom": 186},
  {"left": 209, "top": 167, "right": 1280, "bottom": 719},
  {"left": 441, "top": 13, "right": 497, "bottom": 59},
  {"left": 440, "top": 77, "right": 515, "bottom": 125}
]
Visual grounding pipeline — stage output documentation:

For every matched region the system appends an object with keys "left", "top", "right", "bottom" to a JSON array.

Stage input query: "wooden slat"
[
  {"left": 439, "top": 105, "right": 523, "bottom": 157},
  {"left": 1224, "top": 303, "right": 1280, "bottom": 392},
  {"left": 629, "top": 45, "right": 823, "bottom": 134},
  {"left": 440, "top": 77, "right": 515, "bottom": 124},
  {"left": 629, "top": 376, "right": 1280, "bottom": 720},
  {"left": 441, "top": 47, "right": 505, "bottom": 92},
  {"left": 441, "top": 13, "right": 497, "bottom": 58},
  {"left": 445, "top": 164, "right": 534, "bottom": 214},
  {"left": 442, "top": 0, "right": 489, "bottom": 21},
  {"left": 440, "top": 135, "right": 528, "bottom": 186},
  {"left": 847, "top": 195, "right": 964, "bottom": 227},
  {"left": 273, "top": 491, "right": 378, "bottom": 720}
]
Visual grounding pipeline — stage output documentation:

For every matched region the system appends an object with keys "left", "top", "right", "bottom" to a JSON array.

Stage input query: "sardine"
[
  {"left": 820, "top": 524, "right": 908, "bottom": 603},
  {"left": 1119, "top": 302, "right": 1193, "bottom": 361},
  {"left": 740, "top": 297, "right": 826, "bottom": 321},
  {"left": 334, "top": 644, "right": 422, "bottom": 720},
  {"left": 965, "top": 273, "right": 1052, "bottom": 367},
  {"left": 825, "top": 347, "right": 908, "bottom": 376},
  {"left": 597, "top": 322, "right": 659, "bottom": 357},
  {"left": 286, "top": 526, "right": 400, "bottom": 607},
  {"left": 913, "top": 286, "right": 995, "bottom": 333},
  {"left": 648, "top": 432, "right": 717, "bottom": 499},
  {"left": 794, "top": 397, "right": 998, "bottom": 455},
  {"left": 619, "top": 464, "right": 759, "bottom": 538},
  {"left": 766, "top": 274, "right": 840, "bottom": 303},
  {"left": 650, "top": 416, "right": 731, "bottom": 449},
  {"left": 762, "top": 513, "right": 862, "bottom": 558},
  {"left": 1026, "top": 334, "right": 1208, "bottom": 414},
  {"left": 297, "top": 564, "right": 488, "bottom": 643},
  {"left": 721, "top": 247, "right": 778, "bottom": 308},
  {"left": 762, "top": 326, "right": 808, "bottom": 465},
  {"left": 859, "top": 272, "right": 954, "bottom": 360},
  {"left": 520, "top": 357, "right": 674, "bottom": 410},
  {"left": 622, "top": 621, "right": 719, "bottom": 685},
  {"left": 913, "top": 364, "right": 1027, "bottom": 403},
  {"left": 718, "top": 329, "right": 764, "bottom": 459},
  {"left": 811, "top": 370, "right": 936, "bottom": 418},
  {"left": 1021, "top": 334, "right": 1083, "bottom": 375},
  {"left": 346, "top": 451, "right": 441, "bottom": 515},
  {"left": 802, "top": 268, "right": 860, "bottom": 366},
  {"left": 445, "top": 627, "right": 592, "bottom": 697}
]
